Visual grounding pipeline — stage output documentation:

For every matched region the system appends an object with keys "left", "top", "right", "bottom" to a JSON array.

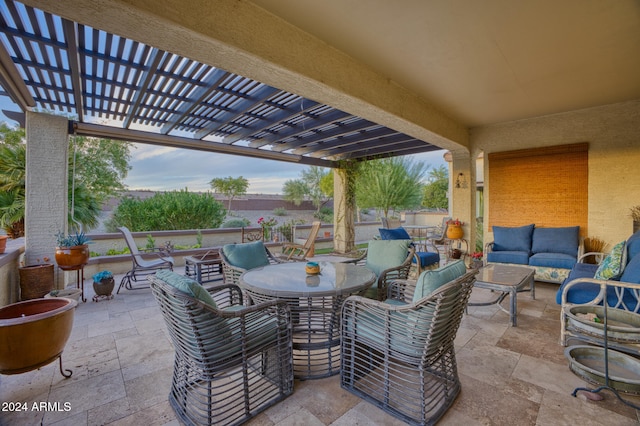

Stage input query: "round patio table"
[{"left": 240, "top": 261, "right": 376, "bottom": 380}]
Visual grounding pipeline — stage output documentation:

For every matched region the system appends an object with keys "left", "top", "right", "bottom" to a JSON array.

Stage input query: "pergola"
[{"left": 0, "top": 0, "right": 451, "bottom": 261}]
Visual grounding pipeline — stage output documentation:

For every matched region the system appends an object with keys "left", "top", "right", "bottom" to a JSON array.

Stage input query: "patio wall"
[
  {"left": 473, "top": 99, "right": 640, "bottom": 249},
  {"left": 0, "top": 222, "right": 383, "bottom": 307}
]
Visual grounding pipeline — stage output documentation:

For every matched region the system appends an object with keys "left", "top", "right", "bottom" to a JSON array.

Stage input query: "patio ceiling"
[{"left": 0, "top": 0, "right": 442, "bottom": 168}]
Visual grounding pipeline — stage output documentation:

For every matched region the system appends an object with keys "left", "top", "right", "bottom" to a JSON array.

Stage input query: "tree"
[
  {"left": 282, "top": 179, "right": 308, "bottom": 206},
  {"left": 209, "top": 176, "right": 249, "bottom": 212},
  {"left": 301, "top": 166, "right": 328, "bottom": 212},
  {"left": 422, "top": 165, "right": 449, "bottom": 209},
  {"left": 356, "top": 157, "right": 427, "bottom": 219},
  {"left": 0, "top": 125, "right": 131, "bottom": 236}
]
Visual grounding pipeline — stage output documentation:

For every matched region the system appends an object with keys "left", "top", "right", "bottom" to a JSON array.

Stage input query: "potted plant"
[
  {"left": 470, "top": 251, "right": 484, "bottom": 269},
  {"left": 630, "top": 206, "right": 640, "bottom": 233},
  {"left": 92, "top": 270, "right": 115, "bottom": 301},
  {"left": 55, "top": 231, "right": 91, "bottom": 270},
  {"left": 446, "top": 218, "right": 465, "bottom": 239},
  {"left": 0, "top": 235, "right": 8, "bottom": 254},
  {"left": 257, "top": 216, "right": 278, "bottom": 241},
  {"left": 19, "top": 257, "right": 55, "bottom": 300}
]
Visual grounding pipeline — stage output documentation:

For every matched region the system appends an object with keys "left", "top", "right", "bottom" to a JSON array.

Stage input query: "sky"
[{"left": 0, "top": 97, "right": 447, "bottom": 194}]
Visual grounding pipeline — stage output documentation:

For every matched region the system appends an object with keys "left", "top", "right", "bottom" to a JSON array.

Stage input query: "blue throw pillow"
[
  {"left": 413, "top": 259, "right": 467, "bottom": 303},
  {"left": 222, "top": 241, "right": 270, "bottom": 270},
  {"left": 379, "top": 227, "right": 412, "bottom": 240},
  {"left": 492, "top": 224, "right": 534, "bottom": 252},
  {"left": 626, "top": 230, "right": 640, "bottom": 261},
  {"left": 531, "top": 226, "right": 580, "bottom": 256}
]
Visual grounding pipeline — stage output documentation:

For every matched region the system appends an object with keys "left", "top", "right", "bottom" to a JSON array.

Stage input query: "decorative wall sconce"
[{"left": 455, "top": 172, "right": 468, "bottom": 189}]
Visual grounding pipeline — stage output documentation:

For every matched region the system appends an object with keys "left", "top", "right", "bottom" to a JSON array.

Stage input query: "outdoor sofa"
[{"left": 485, "top": 224, "right": 582, "bottom": 284}]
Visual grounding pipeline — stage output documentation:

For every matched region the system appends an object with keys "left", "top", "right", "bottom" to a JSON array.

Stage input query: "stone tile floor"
[{"left": 2, "top": 269, "right": 640, "bottom": 425}]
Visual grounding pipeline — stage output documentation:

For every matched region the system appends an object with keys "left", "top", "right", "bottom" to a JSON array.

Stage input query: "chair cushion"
[
  {"left": 620, "top": 253, "right": 640, "bottom": 284},
  {"left": 365, "top": 239, "right": 412, "bottom": 277},
  {"left": 413, "top": 259, "right": 466, "bottom": 303},
  {"left": 531, "top": 226, "right": 580, "bottom": 256},
  {"left": 412, "top": 251, "right": 440, "bottom": 268},
  {"left": 562, "top": 262, "right": 599, "bottom": 285},
  {"left": 594, "top": 240, "right": 627, "bottom": 280},
  {"left": 155, "top": 269, "right": 217, "bottom": 307},
  {"left": 222, "top": 241, "right": 270, "bottom": 270},
  {"left": 492, "top": 224, "right": 534, "bottom": 253},
  {"left": 529, "top": 252, "right": 577, "bottom": 270},
  {"left": 379, "top": 227, "right": 412, "bottom": 240},
  {"left": 487, "top": 250, "right": 530, "bottom": 265}
]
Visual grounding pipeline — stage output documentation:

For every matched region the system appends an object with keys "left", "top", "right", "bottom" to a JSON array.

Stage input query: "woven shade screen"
[{"left": 488, "top": 143, "right": 588, "bottom": 236}]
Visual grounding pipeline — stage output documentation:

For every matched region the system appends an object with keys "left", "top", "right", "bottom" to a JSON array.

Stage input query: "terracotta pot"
[
  {"left": 0, "top": 297, "right": 77, "bottom": 375},
  {"left": 324, "top": 231, "right": 331, "bottom": 238},
  {"left": 0, "top": 235, "right": 7, "bottom": 254},
  {"left": 450, "top": 248, "right": 462, "bottom": 259},
  {"left": 55, "top": 244, "right": 90, "bottom": 270},
  {"left": 19, "top": 263, "right": 55, "bottom": 300},
  {"left": 446, "top": 224, "right": 464, "bottom": 239}
]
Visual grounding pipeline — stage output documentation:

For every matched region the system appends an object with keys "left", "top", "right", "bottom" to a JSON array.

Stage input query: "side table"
[{"left": 185, "top": 250, "right": 223, "bottom": 284}]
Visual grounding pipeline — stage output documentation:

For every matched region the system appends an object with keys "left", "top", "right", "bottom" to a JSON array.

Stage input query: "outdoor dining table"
[{"left": 240, "top": 261, "right": 376, "bottom": 380}]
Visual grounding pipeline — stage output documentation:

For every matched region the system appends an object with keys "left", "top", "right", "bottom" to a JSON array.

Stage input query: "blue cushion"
[
  {"left": 413, "top": 259, "right": 466, "bottom": 303},
  {"left": 556, "top": 279, "right": 639, "bottom": 310},
  {"left": 379, "top": 227, "right": 412, "bottom": 240},
  {"left": 562, "top": 263, "right": 599, "bottom": 285},
  {"left": 626, "top": 230, "right": 640, "bottom": 261},
  {"left": 222, "top": 241, "right": 270, "bottom": 270},
  {"left": 412, "top": 251, "right": 440, "bottom": 268},
  {"left": 155, "top": 270, "right": 217, "bottom": 307},
  {"left": 620, "top": 253, "right": 640, "bottom": 284},
  {"left": 532, "top": 226, "right": 579, "bottom": 256},
  {"left": 365, "top": 239, "right": 412, "bottom": 277},
  {"left": 487, "top": 250, "right": 530, "bottom": 265},
  {"left": 492, "top": 224, "right": 534, "bottom": 253},
  {"left": 529, "top": 252, "right": 576, "bottom": 270}
]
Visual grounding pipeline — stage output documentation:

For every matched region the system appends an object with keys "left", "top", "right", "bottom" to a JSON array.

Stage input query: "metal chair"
[
  {"left": 425, "top": 216, "right": 451, "bottom": 254},
  {"left": 279, "top": 221, "right": 322, "bottom": 261},
  {"left": 341, "top": 268, "right": 476, "bottom": 425},
  {"left": 117, "top": 226, "right": 174, "bottom": 293},
  {"left": 361, "top": 239, "right": 416, "bottom": 301},
  {"left": 150, "top": 271, "right": 293, "bottom": 426}
]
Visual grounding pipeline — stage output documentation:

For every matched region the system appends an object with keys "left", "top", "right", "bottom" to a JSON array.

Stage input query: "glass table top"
[{"left": 240, "top": 261, "right": 376, "bottom": 298}]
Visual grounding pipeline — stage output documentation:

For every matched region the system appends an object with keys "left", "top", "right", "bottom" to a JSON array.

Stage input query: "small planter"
[
  {"left": 45, "top": 288, "right": 83, "bottom": 302},
  {"left": 446, "top": 225, "right": 464, "bottom": 239},
  {"left": 92, "top": 277, "right": 115, "bottom": 302},
  {"left": 19, "top": 263, "right": 55, "bottom": 300},
  {"left": 0, "top": 235, "right": 8, "bottom": 254},
  {"left": 449, "top": 248, "right": 462, "bottom": 259}
]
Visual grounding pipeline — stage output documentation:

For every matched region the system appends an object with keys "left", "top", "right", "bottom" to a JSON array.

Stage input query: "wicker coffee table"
[{"left": 468, "top": 264, "right": 535, "bottom": 327}]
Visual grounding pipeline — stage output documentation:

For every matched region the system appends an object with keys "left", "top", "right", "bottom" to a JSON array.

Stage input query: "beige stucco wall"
[{"left": 472, "top": 99, "right": 640, "bottom": 248}]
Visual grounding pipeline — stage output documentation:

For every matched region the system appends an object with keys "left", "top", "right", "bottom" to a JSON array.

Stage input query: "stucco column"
[
  {"left": 449, "top": 151, "right": 476, "bottom": 254},
  {"left": 333, "top": 166, "right": 356, "bottom": 254},
  {"left": 25, "top": 112, "right": 69, "bottom": 265}
]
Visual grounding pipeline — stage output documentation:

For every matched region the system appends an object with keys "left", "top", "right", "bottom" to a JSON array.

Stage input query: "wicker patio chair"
[
  {"left": 279, "top": 221, "right": 322, "bottom": 261},
  {"left": 220, "top": 241, "right": 282, "bottom": 287},
  {"left": 341, "top": 262, "right": 476, "bottom": 425},
  {"left": 116, "top": 226, "right": 174, "bottom": 293},
  {"left": 361, "top": 239, "right": 416, "bottom": 301},
  {"left": 150, "top": 270, "right": 293, "bottom": 426}
]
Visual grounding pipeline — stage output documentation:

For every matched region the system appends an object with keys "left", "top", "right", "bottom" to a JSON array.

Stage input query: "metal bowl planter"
[
  {"left": 54, "top": 244, "right": 90, "bottom": 270},
  {"left": 0, "top": 297, "right": 77, "bottom": 377},
  {"left": 45, "top": 288, "right": 83, "bottom": 302},
  {"left": 92, "top": 271, "right": 115, "bottom": 301}
]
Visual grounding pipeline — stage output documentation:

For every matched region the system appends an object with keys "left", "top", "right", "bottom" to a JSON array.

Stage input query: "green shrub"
[
  {"left": 106, "top": 189, "right": 226, "bottom": 232},
  {"left": 221, "top": 218, "right": 251, "bottom": 228},
  {"left": 314, "top": 206, "right": 333, "bottom": 223},
  {"left": 273, "top": 207, "right": 288, "bottom": 216}
]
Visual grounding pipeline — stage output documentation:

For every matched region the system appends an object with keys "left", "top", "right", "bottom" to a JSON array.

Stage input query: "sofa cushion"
[
  {"left": 626, "top": 230, "right": 640, "bottom": 261},
  {"left": 379, "top": 227, "right": 412, "bottom": 240},
  {"left": 532, "top": 226, "right": 580, "bottom": 256},
  {"left": 594, "top": 240, "right": 627, "bottom": 280},
  {"left": 562, "top": 262, "right": 599, "bottom": 285},
  {"left": 365, "top": 239, "right": 412, "bottom": 277},
  {"left": 492, "top": 224, "right": 534, "bottom": 253},
  {"left": 412, "top": 251, "right": 440, "bottom": 268},
  {"left": 487, "top": 250, "right": 530, "bottom": 265},
  {"left": 620, "top": 253, "right": 640, "bottom": 284},
  {"left": 413, "top": 259, "right": 466, "bottom": 303},
  {"left": 222, "top": 241, "right": 270, "bottom": 270},
  {"left": 529, "top": 252, "right": 577, "bottom": 270}
]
